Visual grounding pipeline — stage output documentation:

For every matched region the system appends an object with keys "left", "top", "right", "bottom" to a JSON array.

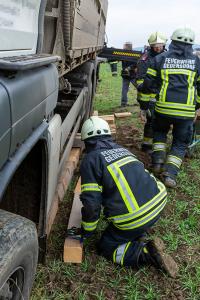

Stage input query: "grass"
[{"left": 31, "top": 63, "right": 200, "bottom": 300}]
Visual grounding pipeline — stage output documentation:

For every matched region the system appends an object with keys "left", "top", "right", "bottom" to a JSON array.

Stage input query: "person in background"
[
  {"left": 138, "top": 28, "right": 200, "bottom": 188},
  {"left": 121, "top": 42, "right": 137, "bottom": 107},
  {"left": 136, "top": 32, "right": 167, "bottom": 152},
  {"left": 79, "top": 116, "right": 178, "bottom": 277},
  {"left": 109, "top": 60, "right": 118, "bottom": 76}
]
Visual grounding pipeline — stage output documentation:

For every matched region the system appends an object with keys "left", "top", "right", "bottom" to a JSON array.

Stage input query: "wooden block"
[
  {"left": 93, "top": 110, "right": 98, "bottom": 116},
  {"left": 114, "top": 112, "right": 132, "bottom": 118},
  {"left": 99, "top": 115, "right": 115, "bottom": 125},
  {"left": 64, "top": 177, "right": 83, "bottom": 263},
  {"left": 64, "top": 238, "right": 83, "bottom": 263}
]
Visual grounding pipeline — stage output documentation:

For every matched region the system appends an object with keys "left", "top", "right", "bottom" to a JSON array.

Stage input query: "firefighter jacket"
[
  {"left": 80, "top": 137, "right": 167, "bottom": 234},
  {"left": 136, "top": 48, "right": 163, "bottom": 109},
  {"left": 139, "top": 41, "right": 200, "bottom": 118}
]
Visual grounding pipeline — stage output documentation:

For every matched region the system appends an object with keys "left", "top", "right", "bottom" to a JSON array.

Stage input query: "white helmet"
[
  {"left": 148, "top": 32, "right": 167, "bottom": 46},
  {"left": 81, "top": 116, "right": 111, "bottom": 140},
  {"left": 171, "top": 28, "right": 195, "bottom": 44}
]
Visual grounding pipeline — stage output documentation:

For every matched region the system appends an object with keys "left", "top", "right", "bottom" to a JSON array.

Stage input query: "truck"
[{"left": 0, "top": 0, "right": 108, "bottom": 299}]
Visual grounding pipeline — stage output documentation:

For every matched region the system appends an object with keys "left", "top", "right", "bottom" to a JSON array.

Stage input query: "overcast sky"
[{"left": 106, "top": 0, "right": 200, "bottom": 48}]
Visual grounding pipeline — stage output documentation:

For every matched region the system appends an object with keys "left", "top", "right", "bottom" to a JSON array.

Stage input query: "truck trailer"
[{"left": 0, "top": 0, "right": 108, "bottom": 299}]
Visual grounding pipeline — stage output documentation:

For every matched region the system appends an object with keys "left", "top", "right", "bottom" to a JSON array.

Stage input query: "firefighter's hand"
[
  {"left": 194, "top": 109, "right": 200, "bottom": 122},
  {"left": 140, "top": 110, "right": 147, "bottom": 123}
]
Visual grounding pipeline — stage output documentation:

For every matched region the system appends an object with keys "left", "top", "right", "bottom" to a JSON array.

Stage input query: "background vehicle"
[{"left": 0, "top": 0, "right": 108, "bottom": 298}]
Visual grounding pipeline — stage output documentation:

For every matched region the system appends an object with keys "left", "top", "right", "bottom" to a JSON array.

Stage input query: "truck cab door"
[{"left": 0, "top": 84, "right": 11, "bottom": 169}]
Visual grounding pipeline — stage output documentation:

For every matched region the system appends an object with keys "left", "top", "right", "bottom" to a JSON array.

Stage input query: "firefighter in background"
[
  {"left": 138, "top": 28, "right": 200, "bottom": 188},
  {"left": 79, "top": 116, "right": 178, "bottom": 277},
  {"left": 121, "top": 42, "right": 137, "bottom": 107},
  {"left": 109, "top": 60, "right": 118, "bottom": 76},
  {"left": 136, "top": 32, "right": 167, "bottom": 152}
]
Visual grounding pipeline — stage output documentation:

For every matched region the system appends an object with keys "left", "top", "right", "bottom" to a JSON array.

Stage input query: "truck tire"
[{"left": 0, "top": 210, "right": 38, "bottom": 300}]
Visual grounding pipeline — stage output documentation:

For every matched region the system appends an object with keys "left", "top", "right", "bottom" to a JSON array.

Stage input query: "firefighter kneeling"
[{"left": 79, "top": 116, "right": 178, "bottom": 277}]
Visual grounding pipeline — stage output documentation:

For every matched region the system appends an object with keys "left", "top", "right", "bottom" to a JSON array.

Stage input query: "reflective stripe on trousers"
[
  {"left": 166, "top": 155, "right": 182, "bottom": 169},
  {"left": 113, "top": 242, "right": 131, "bottom": 265}
]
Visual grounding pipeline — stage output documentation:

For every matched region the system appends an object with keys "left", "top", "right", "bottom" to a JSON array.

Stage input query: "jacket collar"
[{"left": 168, "top": 41, "right": 193, "bottom": 57}]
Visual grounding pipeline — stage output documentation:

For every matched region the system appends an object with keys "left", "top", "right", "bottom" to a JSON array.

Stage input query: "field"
[{"left": 31, "top": 63, "right": 200, "bottom": 300}]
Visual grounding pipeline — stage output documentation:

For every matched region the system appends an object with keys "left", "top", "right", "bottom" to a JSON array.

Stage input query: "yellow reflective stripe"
[
  {"left": 147, "top": 68, "right": 157, "bottom": 77},
  {"left": 115, "top": 198, "right": 167, "bottom": 230},
  {"left": 150, "top": 93, "right": 157, "bottom": 98},
  {"left": 121, "top": 242, "right": 131, "bottom": 265},
  {"left": 187, "top": 71, "right": 195, "bottom": 106},
  {"left": 136, "top": 79, "right": 144, "bottom": 85},
  {"left": 143, "top": 137, "right": 153, "bottom": 144},
  {"left": 108, "top": 163, "right": 139, "bottom": 212},
  {"left": 153, "top": 143, "right": 166, "bottom": 152},
  {"left": 108, "top": 181, "right": 166, "bottom": 224},
  {"left": 116, "top": 156, "right": 138, "bottom": 168},
  {"left": 115, "top": 243, "right": 128, "bottom": 265},
  {"left": 156, "top": 102, "right": 195, "bottom": 111},
  {"left": 166, "top": 155, "right": 182, "bottom": 168},
  {"left": 81, "top": 183, "right": 102, "bottom": 193},
  {"left": 167, "top": 69, "right": 193, "bottom": 75},
  {"left": 160, "top": 69, "right": 169, "bottom": 102},
  {"left": 155, "top": 106, "right": 195, "bottom": 117},
  {"left": 138, "top": 92, "right": 151, "bottom": 102},
  {"left": 113, "top": 248, "right": 117, "bottom": 263},
  {"left": 81, "top": 220, "right": 99, "bottom": 231}
]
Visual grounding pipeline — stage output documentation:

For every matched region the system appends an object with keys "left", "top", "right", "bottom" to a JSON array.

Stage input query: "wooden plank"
[
  {"left": 114, "top": 112, "right": 132, "bottom": 118},
  {"left": 99, "top": 115, "right": 115, "bottom": 125},
  {"left": 64, "top": 178, "right": 83, "bottom": 263},
  {"left": 47, "top": 148, "right": 81, "bottom": 236}
]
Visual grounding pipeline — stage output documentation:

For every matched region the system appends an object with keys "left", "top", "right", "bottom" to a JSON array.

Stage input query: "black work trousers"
[
  {"left": 143, "top": 101, "right": 155, "bottom": 147},
  {"left": 152, "top": 114, "right": 193, "bottom": 177},
  {"left": 96, "top": 219, "right": 158, "bottom": 267}
]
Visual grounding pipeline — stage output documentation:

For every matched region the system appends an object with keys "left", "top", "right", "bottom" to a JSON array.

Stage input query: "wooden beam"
[
  {"left": 99, "top": 115, "right": 115, "bottom": 125},
  {"left": 47, "top": 148, "right": 81, "bottom": 236},
  {"left": 63, "top": 178, "right": 83, "bottom": 263},
  {"left": 114, "top": 112, "right": 132, "bottom": 118}
]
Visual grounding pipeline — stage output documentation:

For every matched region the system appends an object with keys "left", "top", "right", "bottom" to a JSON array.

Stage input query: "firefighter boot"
[
  {"left": 152, "top": 163, "right": 163, "bottom": 175},
  {"left": 145, "top": 237, "right": 179, "bottom": 278},
  {"left": 161, "top": 172, "right": 177, "bottom": 188}
]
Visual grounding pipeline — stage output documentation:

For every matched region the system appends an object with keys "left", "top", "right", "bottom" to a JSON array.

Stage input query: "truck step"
[{"left": 0, "top": 54, "right": 60, "bottom": 71}]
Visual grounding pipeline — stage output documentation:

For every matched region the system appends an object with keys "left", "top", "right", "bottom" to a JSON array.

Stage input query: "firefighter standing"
[
  {"left": 138, "top": 28, "right": 200, "bottom": 188},
  {"left": 79, "top": 116, "right": 178, "bottom": 277},
  {"left": 136, "top": 32, "right": 167, "bottom": 152},
  {"left": 121, "top": 42, "right": 137, "bottom": 107},
  {"left": 109, "top": 60, "right": 118, "bottom": 77}
]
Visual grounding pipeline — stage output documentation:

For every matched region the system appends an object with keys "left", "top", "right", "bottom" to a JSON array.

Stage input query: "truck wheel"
[{"left": 0, "top": 210, "right": 38, "bottom": 300}]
